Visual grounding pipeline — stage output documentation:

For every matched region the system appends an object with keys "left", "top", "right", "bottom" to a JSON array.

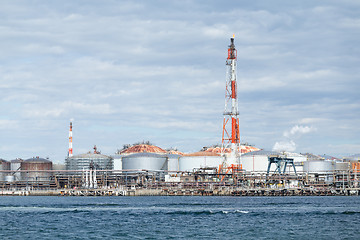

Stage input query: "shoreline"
[{"left": 1, "top": 187, "right": 359, "bottom": 197}]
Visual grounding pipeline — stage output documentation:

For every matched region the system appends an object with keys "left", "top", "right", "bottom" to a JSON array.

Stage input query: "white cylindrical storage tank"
[
  {"left": 283, "top": 152, "right": 306, "bottom": 173},
  {"left": 5, "top": 175, "right": 15, "bottom": 182},
  {"left": 241, "top": 150, "right": 278, "bottom": 173},
  {"left": 21, "top": 157, "right": 52, "bottom": 181},
  {"left": 179, "top": 152, "right": 223, "bottom": 172},
  {"left": 10, "top": 159, "right": 23, "bottom": 181},
  {"left": 284, "top": 152, "right": 307, "bottom": 163},
  {"left": 52, "top": 163, "right": 66, "bottom": 171},
  {"left": 0, "top": 159, "right": 10, "bottom": 181},
  {"left": 112, "top": 155, "right": 122, "bottom": 170},
  {"left": 122, "top": 153, "right": 168, "bottom": 171},
  {"left": 66, "top": 153, "right": 113, "bottom": 171},
  {"left": 303, "top": 160, "right": 335, "bottom": 174},
  {"left": 167, "top": 154, "right": 180, "bottom": 172},
  {"left": 335, "top": 161, "right": 350, "bottom": 171}
]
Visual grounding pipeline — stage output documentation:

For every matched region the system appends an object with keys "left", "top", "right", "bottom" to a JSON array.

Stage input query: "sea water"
[{"left": 0, "top": 196, "right": 359, "bottom": 239}]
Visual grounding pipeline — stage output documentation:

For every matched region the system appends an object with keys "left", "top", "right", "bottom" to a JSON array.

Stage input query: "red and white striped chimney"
[{"left": 69, "top": 121, "right": 73, "bottom": 157}]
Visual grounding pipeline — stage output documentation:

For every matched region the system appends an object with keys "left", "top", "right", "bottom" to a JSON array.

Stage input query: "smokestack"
[{"left": 69, "top": 121, "right": 73, "bottom": 157}]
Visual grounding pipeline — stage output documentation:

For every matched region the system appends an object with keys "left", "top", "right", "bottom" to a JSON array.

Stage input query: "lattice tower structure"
[{"left": 221, "top": 36, "right": 241, "bottom": 167}]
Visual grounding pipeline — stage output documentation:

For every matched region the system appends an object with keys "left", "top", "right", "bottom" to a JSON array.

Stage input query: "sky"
[{"left": 0, "top": 0, "right": 359, "bottom": 162}]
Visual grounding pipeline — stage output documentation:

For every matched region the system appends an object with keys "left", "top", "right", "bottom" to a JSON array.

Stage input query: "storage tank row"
[
  {"left": 0, "top": 157, "right": 52, "bottom": 182},
  {"left": 113, "top": 144, "right": 356, "bottom": 174},
  {"left": 114, "top": 144, "right": 227, "bottom": 172},
  {"left": 113, "top": 151, "right": 224, "bottom": 172},
  {"left": 241, "top": 150, "right": 354, "bottom": 174}
]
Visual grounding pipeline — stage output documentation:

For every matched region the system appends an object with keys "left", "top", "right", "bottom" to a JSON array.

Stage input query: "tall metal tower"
[
  {"left": 221, "top": 35, "right": 241, "bottom": 167},
  {"left": 68, "top": 121, "right": 73, "bottom": 157}
]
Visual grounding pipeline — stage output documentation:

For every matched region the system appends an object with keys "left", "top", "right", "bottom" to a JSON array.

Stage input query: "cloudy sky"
[{"left": 0, "top": 0, "right": 359, "bottom": 162}]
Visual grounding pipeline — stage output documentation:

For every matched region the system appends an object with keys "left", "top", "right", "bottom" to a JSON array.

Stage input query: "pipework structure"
[
  {"left": 69, "top": 122, "right": 73, "bottom": 157},
  {"left": 221, "top": 35, "right": 241, "bottom": 167}
]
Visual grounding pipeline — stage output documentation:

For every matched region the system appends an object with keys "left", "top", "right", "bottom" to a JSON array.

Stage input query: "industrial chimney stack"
[{"left": 69, "top": 121, "right": 73, "bottom": 157}]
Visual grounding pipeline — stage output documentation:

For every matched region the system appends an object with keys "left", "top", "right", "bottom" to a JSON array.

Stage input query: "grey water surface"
[{"left": 0, "top": 196, "right": 359, "bottom": 239}]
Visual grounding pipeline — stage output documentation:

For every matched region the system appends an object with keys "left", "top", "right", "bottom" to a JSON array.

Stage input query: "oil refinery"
[{"left": 0, "top": 37, "right": 359, "bottom": 196}]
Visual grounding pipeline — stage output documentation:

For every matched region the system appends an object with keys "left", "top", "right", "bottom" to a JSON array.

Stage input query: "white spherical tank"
[
  {"left": 179, "top": 152, "right": 223, "bottom": 172},
  {"left": 122, "top": 153, "right": 168, "bottom": 171}
]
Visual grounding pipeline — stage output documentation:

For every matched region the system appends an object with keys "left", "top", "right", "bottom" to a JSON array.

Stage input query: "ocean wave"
[
  {"left": 156, "top": 203, "right": 225, "bottom": 207},
  {"left": 318, "top": 210, "right": 360, "bottom": 215},
  {"left": 289, "top": 210, "right": 360, "bottom": 216},
  {"left": 74, "top": 203, "right": 124, "bottom": 207},
  {"left": 0, "top": 206, "right": 121, "bottom": 213},
  {"left": 165, "top": 209, "right": 250, "bottom": 215}
]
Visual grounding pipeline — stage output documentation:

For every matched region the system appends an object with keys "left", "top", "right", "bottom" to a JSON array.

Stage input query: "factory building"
[
  {"left": 179, "top": 152, "right": 224, "bottom": 172},
  {"left": 21, "top": 157, "right": 52, "bottom": 182},
  {"left": 343, "top": 154, "right": 360, "bottom": 172},
  {"left": 66, "top": 146, "right": 113, "bottom": 171}
]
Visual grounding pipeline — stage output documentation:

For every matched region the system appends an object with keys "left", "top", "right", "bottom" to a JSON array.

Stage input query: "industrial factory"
[
  {"left": 0, "top": 142, "right": 359, "bottom": 196},
  {"left": 0, "top": 36, "right": 359, "bottom": 196}
]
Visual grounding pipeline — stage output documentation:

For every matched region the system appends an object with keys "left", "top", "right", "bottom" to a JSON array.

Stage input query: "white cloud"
[
  {"left": 283, "top": 125, "right": 317, "bottom": 138},
  {"left": 21, "top": 44, "right": 64, "bottom": 54},
  {"left": 23, "top": 101, "right": 116, "bottom": 118},
  {"left": 272, "top": 125, "right": 317, "bottom": 152},
  {"left": 203, "top": 24, "right": 228, "bottom": 38},
  {"left": 338, "top": 18, "right": 360, "bottom": 28},
  {"left": 298, "top": 118, "right": 328, "bottom": 124},
  {"left": 273, "top": 140, "right": 296, "bottom": 152},
  {"left": 148, "top": 120, "right": 217, "bottom": 131},
  {"left": 0, "top": 1, "right": 359, "bottom": 160},
  {"left": 63, "top": 14, "right": 83, "bottom": 21},
  {"left": 0, "top": 120, "right": 19, "bottom": 130}
]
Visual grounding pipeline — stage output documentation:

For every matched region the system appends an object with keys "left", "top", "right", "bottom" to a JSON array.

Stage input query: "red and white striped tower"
[
  {"left": 221, "top": 35, "right": 241, "bottom": 167},
  {"left": 69, "top": 121, "right": 73, "bottom": 157}
]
